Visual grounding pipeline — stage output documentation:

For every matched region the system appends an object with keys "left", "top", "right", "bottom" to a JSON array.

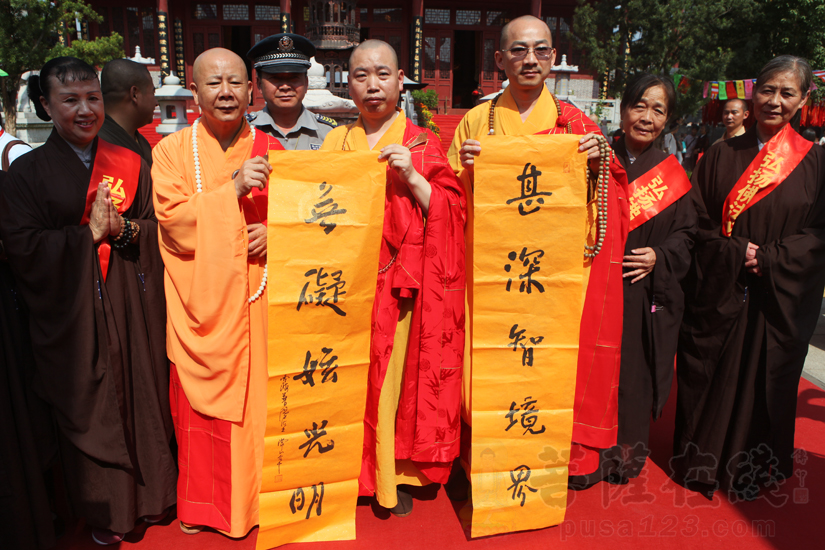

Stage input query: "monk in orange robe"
[
  {"left": 321, "top": 40, "right": 466, "bottom": 517},
  {"left": 447, "top": 15, "right": 629, "bottom": 493},
  {"left": 151, "top": 48, "right": 283, "bottom": 537}
]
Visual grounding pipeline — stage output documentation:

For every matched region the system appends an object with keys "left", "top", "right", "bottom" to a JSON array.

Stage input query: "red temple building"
[{"left": 82, "top": 0, "right": 598, "bottom": 114}]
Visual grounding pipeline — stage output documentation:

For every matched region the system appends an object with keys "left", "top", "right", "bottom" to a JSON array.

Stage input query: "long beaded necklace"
[
  {"left": 192, "top": 118, "right": 268, "bottom": 303},
  {"left": 486, "top": 92, "right": 611, "bottom": 258}
]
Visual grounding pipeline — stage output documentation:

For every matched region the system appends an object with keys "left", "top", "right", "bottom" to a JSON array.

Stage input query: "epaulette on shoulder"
[{"left": 315, "top": 113, "right": 338, "bottom": 127}]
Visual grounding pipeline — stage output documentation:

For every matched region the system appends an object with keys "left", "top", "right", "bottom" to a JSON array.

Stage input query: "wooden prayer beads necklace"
[
  {"left": 486, "top": 92, "right": 572, "bottom": 135},
  {"left": 584, "top": 135, "right": 612, "bottom": 259},
  {"left": 486, "top": 92, "right": 609, "bottom": 258},
  {"left": 191, "top": 118, "right": 268, "bottom": 303}
]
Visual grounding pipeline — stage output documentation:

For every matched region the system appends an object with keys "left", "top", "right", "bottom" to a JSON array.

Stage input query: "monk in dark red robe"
[
  {"left": 322, "top": 40, "right": 466, "bottom": 516},
  {"left": 675, "top": 56, "right": 825, "bottom": 498}
]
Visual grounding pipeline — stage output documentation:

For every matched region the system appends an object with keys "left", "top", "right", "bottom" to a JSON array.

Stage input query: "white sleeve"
[{"left": 6, "top": 143, "right": 32, "bottom": 166}]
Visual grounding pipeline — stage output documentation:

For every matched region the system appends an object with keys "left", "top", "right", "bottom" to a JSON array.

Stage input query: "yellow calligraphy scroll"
[
  {"left": 469, "top": 135, "right": 587, "bottom": 537},
  {"left": 258, "top": 151, "right": 386, "bottom": 549}
]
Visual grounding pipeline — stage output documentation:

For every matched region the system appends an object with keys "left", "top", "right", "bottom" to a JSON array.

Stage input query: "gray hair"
[{"left": 755, "top": 55, "right": 813, "bottom": 95}]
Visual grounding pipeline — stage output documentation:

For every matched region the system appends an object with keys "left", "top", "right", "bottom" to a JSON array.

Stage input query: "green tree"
[
  {"left": 572, "top": 0, "right": 757, "bottom": 117},
  {"left": 736, "top": 0, "right": 825, "bottom": 101},
  {"left": 0, "top": 0, "right": 124, "bottom": 135}
]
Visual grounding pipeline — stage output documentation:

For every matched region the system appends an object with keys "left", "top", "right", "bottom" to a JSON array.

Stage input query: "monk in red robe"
[
  {"left": 448, "top": 15, "right": 629, "bottom": 494},
  {"left": 321, "top": 40, "right": 466, "bottom": 517}
]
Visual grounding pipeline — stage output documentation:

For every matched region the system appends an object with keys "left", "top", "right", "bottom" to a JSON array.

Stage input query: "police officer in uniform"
[{"left": 247, "top": 33, "right": 336, "bottom": 150}]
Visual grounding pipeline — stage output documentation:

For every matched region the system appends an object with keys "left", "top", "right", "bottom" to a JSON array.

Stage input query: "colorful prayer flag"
[
  {"left": 718, "top": 81, "right": 727, "bottom": 101},
  {"left": 703, "top": 81, "right": 709, "bottom": 99},
  {"left": 726, "top": 81, "right": 736, "bottom": 99},
  {"left": 735, "top": 80, "right": 746, "bottom": 99},
  {"left": 744, "top": 79, "right": 754, "bottom": 99},
  {"left": 673, "top": 73, "right": 682, "bottom": 90}
]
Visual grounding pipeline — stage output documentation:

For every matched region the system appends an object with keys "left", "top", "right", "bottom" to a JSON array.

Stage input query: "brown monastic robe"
[
  {"left": 0, "top": 130, "right": 177, "bottom": 533},
  {"left": 575, "top": 143, "right": 696, "bottom": 487},
  {"left": 675, "top": 125, "right": 825, "bottom": 497},
  {"left": 0, "top": 168, "right": 57, "bottom": 548},
  {"left": 98, "top": 114, "right": 153, "bottom": 167}
]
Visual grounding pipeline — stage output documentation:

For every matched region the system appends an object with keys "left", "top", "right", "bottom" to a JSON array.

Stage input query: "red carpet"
[
  {"left": 52, "top": 376, "right": 823, "bottom": 549},
  {"left": 432, "top": 114, "right": 464, "bottom": 152}
]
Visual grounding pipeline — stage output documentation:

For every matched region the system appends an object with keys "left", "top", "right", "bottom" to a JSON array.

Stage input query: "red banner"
[
  {"left": 722, "top": 124, "right": 812, "bottom": 236},
  {"left": 627, "top": 155, "right": 692, "bottom": 232}
]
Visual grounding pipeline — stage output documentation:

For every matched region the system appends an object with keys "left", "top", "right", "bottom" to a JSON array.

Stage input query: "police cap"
[{"left": 247, "top": 33, "right": 316, "bottom": 74}]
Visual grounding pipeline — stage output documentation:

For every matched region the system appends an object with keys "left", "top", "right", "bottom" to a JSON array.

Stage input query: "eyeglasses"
[{"left": 501, "top": 46, "right": 554, "bottom": 60}]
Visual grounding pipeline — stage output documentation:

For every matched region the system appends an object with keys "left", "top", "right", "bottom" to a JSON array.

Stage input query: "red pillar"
[
  {"left": 280, "top": 0, "right": 293, "bottom": 32},
  {"left": 531, "top": 0, "right": 542, "bottom": 19},
  {"left": 157, "top": 0, "right": 171, "bottom": 78},
  {"left": 410, "top": 0, "right": 424, "bottom": 82}
]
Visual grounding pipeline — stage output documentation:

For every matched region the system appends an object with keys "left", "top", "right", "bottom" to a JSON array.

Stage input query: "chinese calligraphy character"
[
  {"left": 629, "top": 175, "right": 670, "bottom": 220},
  {"left": 289, "top": 482, "right": 324, "bottom": 519},
  {"left": 506, "top": 163, "right": 553, "bottom": 215},
  {"left": 504, "top": 396, "right": 546, "bottom": 435},
  {"left": 507, "top": 324, "right": 544, "bottom": 366},
  {"left": 504, "top": 248, "right": 545, "bottom": 294},
  {"left": 297, "top": 267, "right": 347, "bottom": 316},
  {"left": 294, "top": 347, "right": 339, "bottom": 387},
  {"left": 304, "top": 182, "right": 347, "bottom": 234},
  {"left": 507, "top": 465, "right": 537, "bottom": 506},
  {"left": 298, "top": 420, "right": 335, "bottom": 457},
  {"left": 279, "top": 375, "right": 289, "bottom": 432},
  {"left": 276, "top": 437, "right": 287, "bottom": 474}
]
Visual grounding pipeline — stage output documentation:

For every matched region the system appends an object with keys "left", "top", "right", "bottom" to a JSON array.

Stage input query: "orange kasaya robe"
[
  {"left": 151, "top": 120, "right": 282, "bottom": 537},
  {"left": 448, "top": 86, "right": 630, "bottom": 477},
  {"left": 321, "top": 111, "right": 467, "bottom": 505}
]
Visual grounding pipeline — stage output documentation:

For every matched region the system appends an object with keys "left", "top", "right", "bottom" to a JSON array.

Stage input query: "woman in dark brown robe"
[
  {"left": 675, "top": 55, "right": 825, "bottom": 498},
  {"left": 570, "top": 74, "right": 696, "bottom": 489},
  {"left": 0, "top": 57, "right": 176, "bottom": 544},
  {"left": 0, "top": 167, "right": 57, "bottom": 549}
]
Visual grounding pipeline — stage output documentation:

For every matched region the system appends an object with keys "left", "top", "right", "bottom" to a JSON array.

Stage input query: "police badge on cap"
[{"left": 247, "top": 33, "right": 316, "bottom": 74}]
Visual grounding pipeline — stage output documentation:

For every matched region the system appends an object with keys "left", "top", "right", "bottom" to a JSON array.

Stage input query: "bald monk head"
[
  {"left": 101, "top": 58, "right": 156, "bottom": 130},
  {"left": 495, "top": 15, "right": 556, "bottom": 93},
  {"left": 348, "top": 40, "right": 404, "bottom": 128},
  {"left": 191, "top": 48, "right": 252, "bottom": 130}
]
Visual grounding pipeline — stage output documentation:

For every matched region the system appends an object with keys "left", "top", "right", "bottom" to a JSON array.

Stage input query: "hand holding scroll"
[
  {"left": 234, "top": 156, "right": 272, "bottom": 198},
  {"left": 745, "top": 242, "right": 762, "bottom": 276},
  {"left": 459, "top": 139, "right": 481, "bottom": 171},
  {"left": 578, "top": 133, "right": 602, "bottom": 172},
  {"left": 379, "top": 144, "right": 432, "bottom": 214},
  {"left": 622, "top": 247, "right": 657, "bottom": 284}
]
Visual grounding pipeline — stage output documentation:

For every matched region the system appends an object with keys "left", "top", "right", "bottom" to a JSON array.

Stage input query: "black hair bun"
[{"left": 27, "top": 75, "right": 51, "bottom": 122}]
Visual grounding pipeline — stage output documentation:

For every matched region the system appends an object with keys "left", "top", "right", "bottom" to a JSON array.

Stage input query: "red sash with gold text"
[
  {"left": 627, "top": 155, "right": 692, "bottom": 232},
  {"left": 80, "top": 139, "right": 141, "bottom": 281},
  {"left": 240, "top": 129, "right": 284, "bottom": 226},
  {"left": 722, "top": 124, "right": 812, "bottom": 236}
]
